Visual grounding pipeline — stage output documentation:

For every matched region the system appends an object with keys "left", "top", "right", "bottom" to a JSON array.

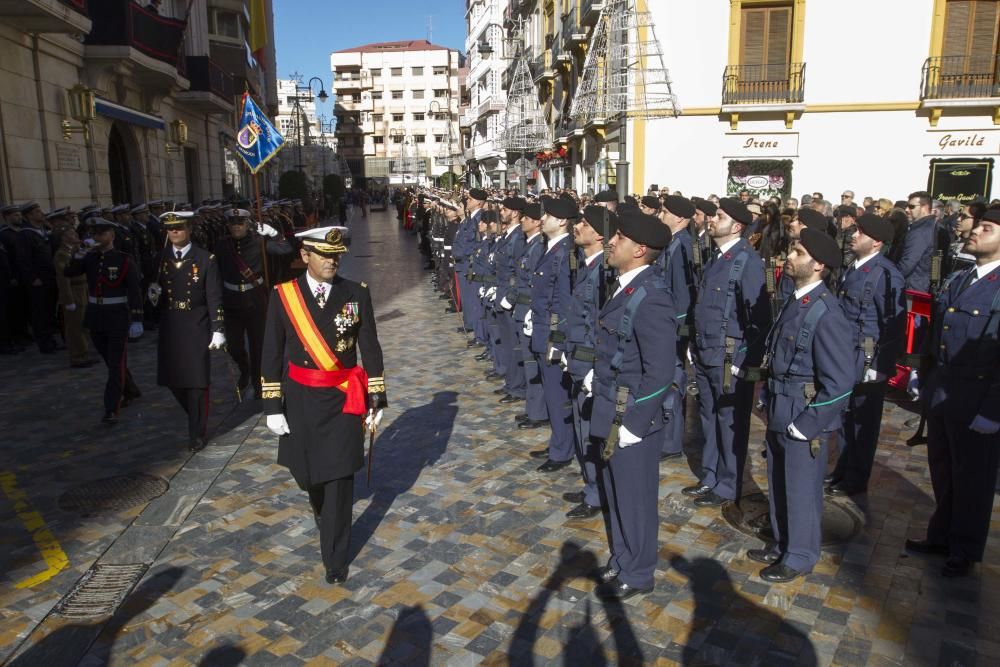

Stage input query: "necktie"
[
  {"left": 315, "top": 283, "right": 327, "bottom": 308},
  {"left": 612, "top": 278, "right": 622, "bottom": 296},
  {"left": 175, "top": 250, "right": 182, "bottom": 260},
  {"left": 958, "top": 269, "right": 977, "bottom": 293}
]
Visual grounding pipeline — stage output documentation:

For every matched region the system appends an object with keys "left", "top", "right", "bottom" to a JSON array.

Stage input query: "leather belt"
[
  {"left": 88, "top": 296, "right": 127, "bottom": 305},
  {"left": 224, "top": 278, "right": 263, "bottom": 292}
]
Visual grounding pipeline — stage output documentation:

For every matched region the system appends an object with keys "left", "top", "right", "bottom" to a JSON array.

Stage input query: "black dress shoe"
[
  {"left": 537, "top": 459, "right": 573, "bottom": 473},
  {"left": 596, "top": 579, "right": 652, "bottom": 600},
  {"left": 445, "top": 307, "right": 458, "bottom": 313},
  {"left": 529, "top": 449, "right": 550, "bottom": 459},
  {"left": 759, "top": 562, "right": 805, "bottom": 583},
  {"left": 905, "top": 538, "right": 948, "bottom": 556},
  {"left": 485, "top": 372, "right": 502, "bottom": 380},
  {"left": 455, "top": 327, "right": 467, "bottom": 333},
  {"left": 565, "top": 503, "right": 601, "bottom": 519},
  {"left": 467, "top": 339, "right": 482, "bottom": 348},
  {"left": 475, "top": 351, "right": 490, "bottom": 360},
  {"left": 659, "top": 451, "right": 682, "bottom": 462},
  {"left": 499, "top": 395, "right": 520, "bottom": 404},
  {"left": 747, "top": 548, "right": 780, "bottom": 565},
  {"left": 942, "top": 556, "right": 972, "bottom": 578},
  {"left": 693, "top": 492, "right": 729, "bottom": 508},
  {"left": 325, "top": 567, "right": 349, "bottom": 584},
  {"left": 188, "top": 437, "right": 207, "bottom": 453},
  {"left": 518, "top": 418, "right": 547, "bottom": 429},
  {"left": 515, "top": 413, "right": 530, "bottom": 423},
  {"left": 101, "top": 413, "right": 118, "bottom": 425},
  {"left": 823, "top": 473, "right": 842, "bottom": 486},
  {"left": 825, "top": 483, "right": 866, "bottom": 497},
  {"left": 682, "top": 484, "right": 712, "bottom": 497},
  {"left": 594, "top": 566, "right": 620, "bottom": 584},
  {"left": 562, "top": 491, "right": 585, "bottom": 503},
  {"left": 493, "top": 388, "right": 509, "bottom": 395}
]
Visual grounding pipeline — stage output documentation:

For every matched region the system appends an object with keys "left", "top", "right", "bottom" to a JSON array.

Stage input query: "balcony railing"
[
  {"left": 921, "top": 55, "right": 1000, "bottom": 99},
  {"left": 722, "top": 62, "right": 805, "bottom": 105},
  {"left": 185, "top": 56, "right": 233, "bottom": 100},
  {"left": 531, "top": 52, "right": 553, "bottom": 83},
  {"left": 85, "top": 0, "right": 187, "bottom": 69},
  {"left": 562, "top": 8, "right": 587, "bottom": 46},
  {"left": 581, "top": 0, "right": 605, "bottom": 26},
  {"left": 59, "top": 0, "right": 89, "bottom": 14}
]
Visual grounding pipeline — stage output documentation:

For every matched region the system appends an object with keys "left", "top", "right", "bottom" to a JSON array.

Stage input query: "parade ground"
[{"left": 1, "top": 209, "right": 997, "bottom": 666}]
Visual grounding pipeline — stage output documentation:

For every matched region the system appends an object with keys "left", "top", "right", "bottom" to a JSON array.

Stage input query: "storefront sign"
[
  {"left": 927, "top": 158, "right": 993, "bottom": 202},
  {"left": 723, "top": 133, "right": 799, "bottom": 157},
  {"left": 727, "top": 159, "right": 793, "bottom": 200},
  {"left": 926, "top": 129, "right": 1000, "bottom": 156}
]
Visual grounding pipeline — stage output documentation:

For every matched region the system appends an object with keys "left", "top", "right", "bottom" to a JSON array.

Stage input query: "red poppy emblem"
[
  {"left": 724, "top": 252, "right": 732, "bottom": 261},
  {"left": 625, "top": 286, "right": 635, "bottom": 296},
  {"left": 862, "top": 267, "right": 870, "bottom": 273},
  {"left": 801, "top": 295, "right": 810, "bottom": 305},
  {"left": 989, "top": 274, "right": 998, "bottom": 281}
]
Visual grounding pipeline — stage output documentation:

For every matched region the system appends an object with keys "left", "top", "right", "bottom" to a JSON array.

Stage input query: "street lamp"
[
  {"left": 62, "top": 84, "right": 96, "bottom": 142},
  {"left": 292, "top": 75, "right": 329, "bottom": 172},
  {"left": 165, "top": 119, "right": 188, "bottom": 154}
]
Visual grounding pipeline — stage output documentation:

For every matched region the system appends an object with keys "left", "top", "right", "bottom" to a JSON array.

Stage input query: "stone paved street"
[{"left": 2, "top": 209, "right": 998, "bottom": 666}]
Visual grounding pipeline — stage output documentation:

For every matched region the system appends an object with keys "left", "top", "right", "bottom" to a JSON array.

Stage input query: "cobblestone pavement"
[{"left": 2, "top": 209, "right": 998, "bottom": 666}]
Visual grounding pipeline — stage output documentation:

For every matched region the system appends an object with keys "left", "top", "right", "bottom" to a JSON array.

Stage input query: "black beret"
[
  {"left": 855, "top": 214, "right": 894, "bottom": 243},
  {"left": 523, "top": 203, "right": 542, "bottom": 220},
  {"left": 719, "top": 197, "right": 752, "bottom": 225},
  {"left": 640, "top": 195, "right": 661, "bottom": 210},
  {"left": 981, "top": 209, "right": 1000, "bottom": 224},
  {"left": 800, "top": 227, "right": 841, "bottom": 268},
  {"left": 664, "top": 195, "right": 696, "bottom": 219},
  {"left": 582, "top": 205, "right": 619, "bottom": 237},
  {"left": 559, "top": 192, "right": 576, "bottom": 203},
  {"left": 696, "top": 199, "right": 718, "bottom": 217},
  {"left": 593, "top": 189, "right": 618, "bottom": 203},
  {"left": 624, "top": 195, "right": 638, "bottom": 207},
  {"left": 617, "top": 209, "right": 671, "bottom": 249},
  {"left": 542, "top": 197, "right": 579, "bottom": 220},
  {"left": 617, "top": 203, "right": 641, "bottom": 218},
  {"left": 797, "top": 207, "right": 828, "bottom": 231},
  {"left": 468, "top": 188, "right": 488, "bottom": 202},
  {"left": 835, "top": 205, "right": 857, "bottom": 219},
  {"left": 501, "top": 197, "right": 526, "bottom": 211}
]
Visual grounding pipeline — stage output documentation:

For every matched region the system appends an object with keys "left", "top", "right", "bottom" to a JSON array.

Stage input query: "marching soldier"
[
  {"left": 65, "top": 218, "right": 144, "bottom": 423},
  {"left": 906, "top": 211, "right": 1000, "bottom": 578},
  {"left": 150, "top": 212, "right": 226, "bottom": 452},
  {"left": 749, "top": 229, "right": 854, "bottom": 583},
  {"left": 827, "top": 214, "right": 906, "bottom": 497},
  {"left": 215, "top": 209, "right": 292, "bottom": 398},
  {"left": 108, "top": 204, "right": 139, "bottom": 265},
  {"left": 53, "top": 224, "right": 94, "bottom": 367},
  {"left": 589, "top": 209, "right": 675, "bottom": 600},
  {"left": 261, "top": 226, "right": 387, "bottom": 585}
]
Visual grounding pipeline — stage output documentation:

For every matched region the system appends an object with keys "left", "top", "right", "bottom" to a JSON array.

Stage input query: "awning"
[{"left": 95, "top": 98, "right": 165, "bottom": 130}]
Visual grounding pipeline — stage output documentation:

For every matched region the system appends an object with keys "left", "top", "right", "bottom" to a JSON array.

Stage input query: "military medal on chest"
[
  {"left": 191, "top": 263, "right": 199, "bottom": 283},
  {"left": 107, "top": 265, "right": 119, "bottom": 281}
]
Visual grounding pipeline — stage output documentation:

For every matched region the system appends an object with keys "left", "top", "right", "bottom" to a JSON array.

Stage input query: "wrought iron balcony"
[
  {"left": 85, "top": 0, "right": 187, "bottom": 70},
  {"left": 184, "top": 57, "right": 233, "bottom": 99},
  {"left": 921, "top": 55, "right": 1000, "bottom": 100},
  {"left": 722, "top": 62, "right": 806, "bottom": 106},
  {"left": 1, "top": 0, "right": 91, "bottom": 32},
  {"left": 562, "top": 8, "right": 588, "bottom": 47},
  {"left": 531, "top": 52, "right": 554, "bottom": 84},
  {"left": 580, "top": 0, "right": 605, "bottom": 27}
]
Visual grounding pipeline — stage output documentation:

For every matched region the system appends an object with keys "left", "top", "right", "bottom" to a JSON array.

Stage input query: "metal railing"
[
  {"left": 722, "top": 62, "right": 806, "bottom": 105},
  {"left": 59, "top": 0, "right": 89, "bottom": 15},
  {"left": 85, "top": 0, "right": 187, "bottom": 69},
  {"left": 562, "top": 7, "right": 587, "bottom": 46},
  {"left": 184, "top": 56, "right": 233, "bottom": 99},
  {"left": 921, "top": 55, "right": 1000, "bottom": 99}
]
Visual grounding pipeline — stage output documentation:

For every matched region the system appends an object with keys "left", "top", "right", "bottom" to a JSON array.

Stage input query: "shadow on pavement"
[
  {"left": 376, "top": 604, "right": 432, "bottom": 667},
  {"left": 349, "top": 391, "right": 458, "bottom": 564},
  {"left": 197, "top": 643, "right": 247, "bottom": 666}
]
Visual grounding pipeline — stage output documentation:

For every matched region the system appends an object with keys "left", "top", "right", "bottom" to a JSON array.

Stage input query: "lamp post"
[
  {"left": 62, "top": 84, "right": 96, "bottom": 142},
  {"left": 292, "top": 75, "right": 329, "bottom": 172}
]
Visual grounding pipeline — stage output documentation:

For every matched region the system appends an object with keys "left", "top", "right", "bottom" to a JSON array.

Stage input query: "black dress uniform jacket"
[
  {"left": 261, "top": 274, "right": 387, "bottom": 489},
  {"left": 66, "top": 248, "right": 143, "bottom": 332}
]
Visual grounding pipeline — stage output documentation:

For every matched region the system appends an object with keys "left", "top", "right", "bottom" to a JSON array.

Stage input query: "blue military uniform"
[
  {"left": 468, "top": 228, "right": 493, "bottom": 348},
  {"left": 452, "top": 204, "right": 482, "bottom": 333},
  {"left": 512, "top": 231, "right": 547, "bottom": 421},
  {"left": 495, "top": 222, "right": 526, "bottom": 397}
]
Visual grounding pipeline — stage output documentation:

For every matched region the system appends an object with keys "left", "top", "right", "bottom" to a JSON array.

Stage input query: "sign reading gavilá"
[
  {"left": 723, "top": 132, "right": 799, "bottom": 158},
  {"left": 925, "top": 129, "right": 1000, "bottom": 156}
]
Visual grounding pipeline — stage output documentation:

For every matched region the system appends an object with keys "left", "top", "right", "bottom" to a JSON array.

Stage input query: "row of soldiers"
[{"left": 417, "top": 185, "right": 999, "bottom": 595}]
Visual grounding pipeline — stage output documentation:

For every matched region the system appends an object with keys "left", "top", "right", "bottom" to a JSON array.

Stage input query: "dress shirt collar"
[
  {"left": 505, "top": 224, "right": 519, "bottom": 238},
  {"left": 976, "top": 258, "right": 1000, "bottom": 281},
  {"left": 584, "top": 250, "right": 603, "bottom": 267},
  {"left": 613, "top": 265, "right": 649, "bottom": 298},
  {"left": 305, "top": 272, "right": 331, "bottom": 294},
  {"left": 715, "top": 237, "right": 740, "bottom": 255},
  {"left": 545, "top": 233, "right": 569, "bottom": 254},
  {"left": 853, "top": 251, "right": 878, "bottom": 270},
  {"left": 525, "top": 231, "right": 541, "bottom": 244},
  {"left": 172, "top": 243, "right": 192, "bottom": 259},
  {"left": 794, "top": 279, "right": 824, "bottom": 300}
]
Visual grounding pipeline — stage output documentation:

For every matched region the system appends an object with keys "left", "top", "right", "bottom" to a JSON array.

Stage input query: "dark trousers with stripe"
[
  {"left": 91, "top": 330, "right": 137, "bottom": 415},
  {"left": 169, "top": 387, "right": 209, "bottom": 440},
  {"left": 308, "top": 476, "right": 354, "bottom": 573},
  {"left": 224, "top": 303, "right": 266, "bottom": 395}
]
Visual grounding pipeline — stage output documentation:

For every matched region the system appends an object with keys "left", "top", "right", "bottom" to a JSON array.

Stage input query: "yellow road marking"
[{"left": 0, "top": 471, "right": 69, "bottom": 588}]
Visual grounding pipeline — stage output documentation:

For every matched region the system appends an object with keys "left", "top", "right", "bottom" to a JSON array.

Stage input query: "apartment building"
[
  {"left": 330, "top": 40, "right": 462, "bottom": 184},
  {"left": 462, "top": 0, "right": 511, "bottom": 187},
  {"left": 0, "top": 0, "right": 279, "bottom": 208}
]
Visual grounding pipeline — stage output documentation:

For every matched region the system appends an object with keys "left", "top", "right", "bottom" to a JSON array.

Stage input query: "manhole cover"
[
  {"left": 58, "top": 473, "right": 168, "bottom": 514},
  {"left": 376, "top": 309, "right": 406, "bottom": 323},
  {"left": 722, "top": 492, "right": 863, "bottom": 546},
  {"left": 54, "top": 563, "right": 147, "bottom": 618}
]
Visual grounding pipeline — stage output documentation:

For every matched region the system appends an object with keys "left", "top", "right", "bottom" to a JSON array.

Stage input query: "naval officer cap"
[
  {"left": 797, "top": 207, "right": 828, "bottom": 231},
  {"left": 719, "top": 198, "right": 753, "bottom": 226},
  {"left": 467, "top": 188, "right": 488, "bottom": 202},
  {"left": 582, "top": 205, "right": 619, "bottom": 237},
  {"left": 855, "top": 214, "right": 894, "bottom": 243},
  {"left": 799, "top": 227, "right": 841, "bottom": 269},
  {"left": 664, "top": 195, "right": 696, "bottom": 219},
  {"left": 593, "top": 189, "right": 618, "bottom": 203},
  {"left": 20, "top": 201, "right": 41, "bottom": 214},
  {"left": 695, "top": 198, "right": 718, "bottom": 217},
  {"left": 45, "top": 207, "right": 71, "bottom": 220},
  {"left": 0, "top": 203, "right": 19, "bottom": 215},
  {"left": 110, "top": 204, "right": 131, "bottom": 215},
  {"left": 617, "top": 209, "right": 671, "bottom": 249},
  {"left": 523, "top": 202, "right": 543, "bottom": 220},
  {"left": 501, "top": 196, "right": 526, "bottom": 211},
  {"left": 297, "top": 226, "right": 348, "bottom": 256},
  {"left": 131, "top": 204, "right": 148, "bottom": 215},
  {"left": 90, "top": 217, "right": 116, "bottom": 231},
  {"left": 541, "top": 196, "right": 579, "bottom": 220},
  {"left": 225, "top": 208, "right": 252, "bottom": 220},
  {"left": 160, "top": 211, "right": 194, "bottom": 228}
]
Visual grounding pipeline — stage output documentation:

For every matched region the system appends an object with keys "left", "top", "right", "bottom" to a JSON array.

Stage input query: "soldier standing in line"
[
  {"left": 1, "top": 204, "right": 29, "bottom": 350},
  {"left": 15, "top": 202, "right": 62, "bottom": 353},
  {"left": 453, "top": 189, "right": 486, "bottom": 340},
  {"left": 53, "top": 223, "right": 94, "bottom": 368},
  {"left": 492, "top": 197, "right": 527, "bottom": 400},
  {"left": 149, "top": 212, "right": 226, "bottom": 452},
  {"left": 65, "top": 218, "right": 144, "bottom": 423}
]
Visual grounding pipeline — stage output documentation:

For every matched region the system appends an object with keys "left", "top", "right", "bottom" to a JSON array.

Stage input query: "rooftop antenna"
[{"left": 427, "top": 16, "right": 433, "bottom": 43}]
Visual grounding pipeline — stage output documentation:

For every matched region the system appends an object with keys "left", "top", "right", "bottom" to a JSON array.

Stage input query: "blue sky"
[{"left": 273, "top": 0, "right": 467, "bottom": 86}]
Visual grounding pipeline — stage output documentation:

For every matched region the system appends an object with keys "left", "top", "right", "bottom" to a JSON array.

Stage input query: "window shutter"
[
  {"left": 969, "top": 1, "right": 1000, "bottom": 70},
  {"left": 740, "top": 8, "right": 767, "bottom": 70},
  {"left": 765, "top": 7, "right": 792, "bottom": 81}
]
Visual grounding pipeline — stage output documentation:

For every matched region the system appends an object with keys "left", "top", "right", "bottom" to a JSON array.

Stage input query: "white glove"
[
  {"left": 523, "top": 310, "right": 534, "bottom": 336},
  {"left": 147, "top": 283, "right": 162, "bottom": 307},
  {"left": 786, "top": 423, "right": 808, "bottom": 441},
  {"left": 64, "top": 303, "right": 77, "bottom": 312},
  {"left": 478, "top": 286, "right": 485, "bottom": 298},
  {"left": 259, "top": 222, "right": 279, "bottom": 237},
  {"left": 559, "top": 352, "right": 568, "bottom": 372},
  {"left": 500, "top": 296, "right": 513, "bottom": 311},
  {"left": 486, "top": 286, "right": 496, "bottom": 302},
  {"left": 128, "top": 322, "right": 144, "bottom": 339},
  {"left": 583, "top": 368, "right": 594, "bottom": 397},
  {"left": 266, "top": 413, "right": 290, "bottom": 436},
  {"left": 970, "top": 415, "right": 1000, "bottom": 435},
  {"left": 208, "top": 332, "right": 226, "bottom": 350},
  {"left": 863, "top": 368, "right": 886, "bottom": 383},
  {"left": 730, "top": 365, "right": 741, "bottom": 380},
  {"left": 906, "top": 369, "right": 920, "bottom": 401},
  {"left": 618, "top": 425, "right": 641, "bottom": 448},
  {"left": 365, "top": 409, "right": 384, "bottom": 430}
]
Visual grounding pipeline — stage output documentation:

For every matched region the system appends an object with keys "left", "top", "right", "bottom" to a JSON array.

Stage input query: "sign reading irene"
[
  {"left": 723, "top": 133, "right": 799, "bottom": 157},
  {"left": 926, "top": 129, "right": 1000, "bottom": 156}
]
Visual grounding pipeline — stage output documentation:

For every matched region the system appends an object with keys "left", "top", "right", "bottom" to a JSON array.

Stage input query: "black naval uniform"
[
  {"left": 66, "top": 247, "right": 143, "bottom": 416},
  {"left": 261, "top": 273, "right": 387, "bottom": 578},
  {"left": 215, "top": 231, "right": 292, "bottom": 396},
  {"left": 15, "top": 224, "right": 60, "bottom": 352},
  {"left": 155, "top": 244, "right": 225, "bottom": 444}
]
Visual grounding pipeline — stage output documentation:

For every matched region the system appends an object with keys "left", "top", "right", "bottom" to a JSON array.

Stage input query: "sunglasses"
[{"left": 907, "top": 204, "right": 919, "bottom": 209}]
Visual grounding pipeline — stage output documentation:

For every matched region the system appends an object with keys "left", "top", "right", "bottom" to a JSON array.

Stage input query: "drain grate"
[
  {"left": 58, "top": 473, "right": 168, "bottom": 514},
  {"left": 376, "top": 309, "right": 406, "bottom": 323},
  {"left": 54, "top": 564, "right": 147, "bottom": 618},
  {"left": 722, "top": 491, "right": 863, "bottom": 546}
]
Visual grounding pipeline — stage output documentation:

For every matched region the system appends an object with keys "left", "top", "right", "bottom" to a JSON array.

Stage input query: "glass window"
[
  {"left": 434, "top": 89, "right": 447, "bottom": 98},
  {"left": 391, "top": 90, "right": 403, "bottom": 99},
  {"left": 372, "top": 113, "right": 383, "bottom": 121},
  {"left": 412, "top": 67, "right": 424, "bottom": 76},
  {"left": 434, "top": 134, "right": 445, "bottom": 142},
  {"left": 433, "top": 66, "right": 447, "bottom": 75},
  {"left": 212, "top": 10, "right": 241, "bottom": 38},
  {"left": 371, "top": 91, "right": 382, "bottom": 100},
  {"left": 391, "top": 67, "right": 403, "bottom": 76},
  {"left": 370, "top": 68, "right": 381, "bottom": 78},
  {"left": 392, "top": 135, "right": 403, "bottom": 143},
  {"left": 412, "top": 90, "right": 425, "bottom": 99},
  {"left": 413, "top": 113, "right": 425, "bottom": 121},
  {"left": 374, "top": 136, "right": 384, "bottom": 144},
  {"left": 392, "top": 113, "right": 404, "bottom": 122}
]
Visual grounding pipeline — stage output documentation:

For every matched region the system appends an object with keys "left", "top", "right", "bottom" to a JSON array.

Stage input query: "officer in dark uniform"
[
  {"left": 685, "top": 198, "right": 769, "bottom": 508},
  {"left": 906, "top": 211, "right": 1000, "bottom": 578},
  {"left": 749, "top": 228, "right": 854, "bottom": 583},
  {"left": 65, "top": 218, "right": 144, "bottom": 423},
  {"left": 589, "top": 208, "right": 675, "bottom": 600},
  {"left": 1, "top": 203, "right": 28, "bottom": 352},
  {"left": 494, "top": 197, "right": 527, "bottom": 400},
  {"left": 453, "top": 189, "right": 486, "bottom": 336},
  {"left": 150, "top": 212, "right": 226, "bottom": 452},
  {"left": 693, "top": 198, "right": 716, "bottom": 267},
  {"left": 827, "top": 214, "right": 906, "bottom": 497},
  {"left": 108, "top": 204, "right": 139, "bottom": 266},
  {"left": 508, "top": 203, "right": 548, "bottom": 427},
  {"left": 215, "top": 209, "right": 292, "bottom": 397},
  {"left": 261, "top": 226, "right": 387, "bottom": 585},
  {"left": 440, "top": 200, "right": 461, "bottom": 312},
  {"left": 15, "top": 201, "right": 61, "bottom": 353}
]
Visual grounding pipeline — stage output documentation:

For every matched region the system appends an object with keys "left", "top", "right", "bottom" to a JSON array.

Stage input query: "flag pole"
[{"left": 254, "top": 171, "right": 270, "bottom": 288}]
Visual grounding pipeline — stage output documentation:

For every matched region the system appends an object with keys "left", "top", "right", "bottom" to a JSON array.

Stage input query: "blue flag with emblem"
[{"left": 236, "top": 92, "right": 284, "bottom": 174}]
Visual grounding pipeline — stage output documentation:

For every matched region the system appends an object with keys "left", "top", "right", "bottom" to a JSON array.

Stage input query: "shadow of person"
[
  {"left": 349, "top": 391, "right": 458, "bottom": 564},
  {"left": 375, "top": 604, "right": 432, "bottom": 666},
  {"left": 197, "top": 643, "right": 247, "bottom": 666},
  {"left": 9, "top": 565, "right": 185, "bottom": 667},
  {"left": 671, "top": 555, "right": 817, "bottom": 666}
]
